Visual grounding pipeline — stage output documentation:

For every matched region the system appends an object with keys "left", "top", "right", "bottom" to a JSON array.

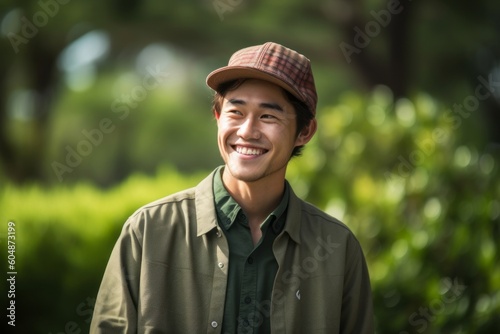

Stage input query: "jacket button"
[
  {"left": 218, "top": 262, "right": 224, "bottom": 269},
  {"left": 211, "top": 321, "right": 218, "bottom": 328}
]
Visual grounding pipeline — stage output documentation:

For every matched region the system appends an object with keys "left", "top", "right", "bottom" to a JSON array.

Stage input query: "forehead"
[{"left": 222, "top": 79, "right": 290, "bottom": 105}]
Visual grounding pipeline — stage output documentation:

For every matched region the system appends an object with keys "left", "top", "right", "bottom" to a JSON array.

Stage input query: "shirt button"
[
  {"left": 247, "top": 257, "right": 254, "bottom": 264},
  {"left": 211, "top": 321, "right": 218, "bottom": 328},
  {"left": 218, "top": 262, "right": 224, "bottom": 269},
  {"left": 215, "top": 230, "right": 222, "bottom": 238}
]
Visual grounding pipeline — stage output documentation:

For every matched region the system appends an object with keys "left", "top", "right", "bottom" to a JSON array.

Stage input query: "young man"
[{"left": 90, "top": 42, "right": 374, "bottom": 334}]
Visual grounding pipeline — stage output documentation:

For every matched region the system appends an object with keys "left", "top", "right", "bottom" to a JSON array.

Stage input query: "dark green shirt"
[{"left": 213, "top": 167, "right": 289, "bottom": 334}]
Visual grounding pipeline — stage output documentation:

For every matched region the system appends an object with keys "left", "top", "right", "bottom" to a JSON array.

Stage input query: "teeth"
[{"left": 236, "top": 146, "right": 265, "bottom": 155}]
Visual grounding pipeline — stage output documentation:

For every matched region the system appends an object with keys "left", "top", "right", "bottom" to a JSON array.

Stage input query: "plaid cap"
[{"left": 206, "top": 42, "right": 317, "bottom": 116}]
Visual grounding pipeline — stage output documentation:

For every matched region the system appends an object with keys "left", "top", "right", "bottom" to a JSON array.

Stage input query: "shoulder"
[
  {"left": 128, "top": 169, "right": 217, "bottom": 220},
  {"left": 288, "top": 190, "right": 362, "bottom": 249},
  {"left": 132, "top": 187, "right": 197, "bottom": 216},
  {"left": 122, "top": 170, "right": 217, "bottom": 233},
  {"left": 121, "top": 187, "right": 197, "bottom": 235},
  {"left": 299, "top": 199, "right": 349, "bottom": 231},
  {"left": 290, "top": 190, "right": 351, "bottom": 233},
  {"left": 297, "top": 198, "right": 368, "bottom": 264},
  {"left": 125, "top": 188, "right": 195, "bottom": 220}
]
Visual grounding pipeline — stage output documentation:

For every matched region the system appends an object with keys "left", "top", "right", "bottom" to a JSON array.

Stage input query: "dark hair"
[{"left": 211, "top": 79, "right": 314, "bottom": 157}]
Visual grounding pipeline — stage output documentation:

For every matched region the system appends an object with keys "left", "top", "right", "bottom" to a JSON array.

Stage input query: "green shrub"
[
  {"left": 0, "top": 167, "right": 206, "bottom": 333},
  {"left": 1, "top": 87, "right": 498, "bottom": 333},
  {"left": 287, "top": 86, "right": 500, "bottom": 333}
]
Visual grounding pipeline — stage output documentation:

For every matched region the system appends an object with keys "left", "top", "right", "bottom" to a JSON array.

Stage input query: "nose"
[{"left": 237, "top": 117, "right": 261, "bottom": 140}]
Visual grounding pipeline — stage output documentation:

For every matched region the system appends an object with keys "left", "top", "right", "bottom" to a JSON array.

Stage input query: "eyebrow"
[{"left": 226, "top": 98, "right": 284, "bottom": 112}]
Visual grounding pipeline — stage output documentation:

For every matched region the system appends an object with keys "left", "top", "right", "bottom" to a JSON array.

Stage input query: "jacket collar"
[
  {"left": 195, "top": 169, "right": 220, "bottom": 237},
  {"left": 282, "top": 186, "right": 302, "bottom": 244},
  {"left": 195, "top": 167, "right": 303, "bottom": 244},
  {"left": 213, "top": 166, "right": 289, "bottom": 234}
]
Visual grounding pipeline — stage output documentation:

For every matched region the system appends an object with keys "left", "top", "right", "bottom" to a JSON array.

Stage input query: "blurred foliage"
[
  {"left": 0, "top": 167, "right": 207, "bottom": 333},
  {"left": 1, "top": 0, "right": 500, "bottom": 333},
  {"left": 2, "top": 0, "right": 500, "bottom": 184},
  {"left": 2, "top": 89, "right": 499, "bottom": 333},
  {"left": 45, "top": 59, "right": 220, "bottom": 185},
  {"left": 288, "top": 87, "right": 500, "bottom": 332}
]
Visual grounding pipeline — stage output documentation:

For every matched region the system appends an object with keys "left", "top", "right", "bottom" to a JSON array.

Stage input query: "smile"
[{"left": 233, "top": 146, "right": 268, "bottom": 156}]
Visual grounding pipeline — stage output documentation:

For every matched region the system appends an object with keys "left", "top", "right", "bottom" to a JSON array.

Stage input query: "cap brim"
[{"left": 206, "top": 66, "right": 303, "bottom": 102}]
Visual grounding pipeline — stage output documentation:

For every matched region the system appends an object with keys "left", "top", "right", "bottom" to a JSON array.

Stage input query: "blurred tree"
[{"left": 1, "top": 0, "right": 499, "bottom": 185}]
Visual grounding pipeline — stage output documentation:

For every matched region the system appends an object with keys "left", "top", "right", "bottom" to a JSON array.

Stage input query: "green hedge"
[
  {"left": 287, "top": 87, "right": 500, "bottom": 332},
  {"left": 1, "top": 87, "right": 499, "bottom": 333},
  {"left": 0, "top": 167, "right": 206, "bottom": 333}
]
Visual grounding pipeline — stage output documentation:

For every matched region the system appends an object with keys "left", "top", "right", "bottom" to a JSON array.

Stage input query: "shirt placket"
[{"left": 237, "top": 251, "right": 258, "bottom": 333}]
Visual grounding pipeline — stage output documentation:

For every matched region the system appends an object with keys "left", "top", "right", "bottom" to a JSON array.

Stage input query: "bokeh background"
[{"left": 1, "top": 0, "right": 499, "bottom": 333}]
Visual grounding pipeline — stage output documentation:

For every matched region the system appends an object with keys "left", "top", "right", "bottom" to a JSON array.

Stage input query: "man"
[{"left": 90, "top": 42, "right": 374, "bottom": 334}]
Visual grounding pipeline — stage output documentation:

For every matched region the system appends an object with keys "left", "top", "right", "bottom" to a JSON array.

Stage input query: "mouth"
[{"left": 232, "top": 145, "right": 268, "bottom": 156}]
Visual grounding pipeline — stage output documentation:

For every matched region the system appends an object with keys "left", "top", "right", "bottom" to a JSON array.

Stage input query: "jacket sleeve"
[
  {"left": 340, "top": 235, "right": 375, "bottom": 333},
  {"left": 90, "top": 216, "right": 143, "bottom": 334}
]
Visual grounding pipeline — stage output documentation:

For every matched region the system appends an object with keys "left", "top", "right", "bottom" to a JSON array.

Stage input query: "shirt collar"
[{"left": 213, "top": 166, "right": 289, "bottom": 233}]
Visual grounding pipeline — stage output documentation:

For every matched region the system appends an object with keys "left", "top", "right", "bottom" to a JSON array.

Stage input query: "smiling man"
[{"left": 90, "top": 42, "right": 374, "bottom": 334}]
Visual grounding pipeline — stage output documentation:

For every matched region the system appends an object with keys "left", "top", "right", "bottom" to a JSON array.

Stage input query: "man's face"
[{"left": 215, "top": 79, "right": 314, "bottom": 184}]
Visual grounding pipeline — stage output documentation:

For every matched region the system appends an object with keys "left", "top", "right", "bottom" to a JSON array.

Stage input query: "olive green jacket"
[{"left": 90, "top": 169, "right": 374, "bottom": 333}]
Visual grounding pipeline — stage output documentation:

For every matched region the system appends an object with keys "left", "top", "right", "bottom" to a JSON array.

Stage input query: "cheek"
[
  {"left": 217, "top": 123, "right": 228, "bottom": 138},
  {"left": 217, "top": 128, "right": 225, "bottom": 146},
  {"left": 217, "top": 118, "right": 238, "bottom": 136},
  {"left": 271, "top": 127, "right": 295, "bottom": 145},
  {"left": 217, "top": 122, "right": 233, "bottom": 146}
]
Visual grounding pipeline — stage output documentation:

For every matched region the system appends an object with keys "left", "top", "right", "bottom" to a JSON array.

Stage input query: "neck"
[{"left": 221, "top": 168, "right": 285, "bottom": 224}]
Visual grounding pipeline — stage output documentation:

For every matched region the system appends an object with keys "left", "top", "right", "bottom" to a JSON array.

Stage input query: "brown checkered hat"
[{"left": 206, "top": 42, "right": 317, "bottom": 116}]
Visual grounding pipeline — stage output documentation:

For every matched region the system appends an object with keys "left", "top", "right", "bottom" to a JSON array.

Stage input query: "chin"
[{"left": 226, "top": 165, "right": 266, "bottom": 183}]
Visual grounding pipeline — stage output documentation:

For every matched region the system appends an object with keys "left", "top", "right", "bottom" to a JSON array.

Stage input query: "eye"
[
  {"left": 261, "top": 114, "right": 276, "bottom": 120},
  {"left": 228, "top": 109, "right": 242, "bottom": 115}
]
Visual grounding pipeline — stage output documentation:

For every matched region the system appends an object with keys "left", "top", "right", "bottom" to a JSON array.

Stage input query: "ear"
[
  {"left": 213, "top": 110, "right": 221, "bottom": 120},
  {"left": 295, "top": 118, "right": 317, "bottom": 146}
]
